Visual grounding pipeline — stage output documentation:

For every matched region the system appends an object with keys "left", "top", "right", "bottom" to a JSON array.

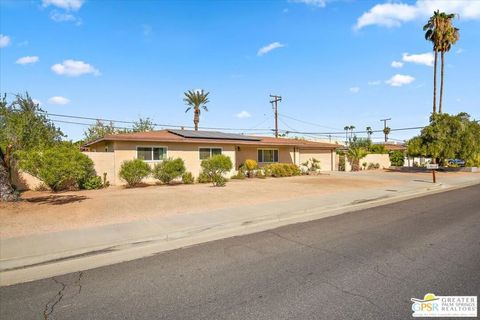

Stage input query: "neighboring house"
[{"left": 83, "top": 129, "right": 339, "bottom": 185}]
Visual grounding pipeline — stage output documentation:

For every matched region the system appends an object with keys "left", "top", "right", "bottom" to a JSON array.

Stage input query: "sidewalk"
[{"left": 1, "top": 171, "right": 479, "bottom": 286}]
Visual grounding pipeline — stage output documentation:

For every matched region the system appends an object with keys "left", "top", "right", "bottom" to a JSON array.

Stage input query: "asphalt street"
[{"left": 1, "top": 184, "right": 479, "bottom": 320}]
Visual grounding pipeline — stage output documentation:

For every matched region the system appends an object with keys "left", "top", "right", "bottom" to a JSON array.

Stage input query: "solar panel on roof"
[{"left": 168, "top": 129, "right": 261, "bottom": 141}]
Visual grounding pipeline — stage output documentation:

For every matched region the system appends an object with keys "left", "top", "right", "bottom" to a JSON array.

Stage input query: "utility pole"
[
  {"left": 380, "top": 118, "right": 391, "bottom": 143},
  {"left": 270, "top": 94, "right": 282, "bottom": 138}
]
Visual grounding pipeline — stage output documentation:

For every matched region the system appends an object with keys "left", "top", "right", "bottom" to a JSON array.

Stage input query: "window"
[
  {"left": 258, "top": 149, "right": 279, "bottom": 163},
  {"left": 137, "top": 147, "right": 167, "bottom": 161},
  {"left": 199, "top": 147, "right": 222, "bottom": 160}
]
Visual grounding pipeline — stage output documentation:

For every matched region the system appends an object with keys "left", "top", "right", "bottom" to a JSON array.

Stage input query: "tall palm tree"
[
  {"left": 349, "top": 125, "right": 355, "bottom": 140},
  {"left": 366, "top": 126, "right": 373, "bottom": 139},
  {"left": 344, "top": 126, "right": 349, "bottom": 145},
  {"left": 183, "top": 89, "right": 210, "bottom": 131},
  {"left": 438, "top": 13, "right": 459, "bottom": 114},
  {"left": 383, "top": 127, "right": 391, "bottom": 143},
  {"left": 424, "top": 10, "right": 442, "bottom": 114}
]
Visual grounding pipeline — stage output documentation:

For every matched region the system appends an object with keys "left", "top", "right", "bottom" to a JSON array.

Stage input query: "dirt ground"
[{"left": 0, "top": 171, "right": 469, "bottom": 238}]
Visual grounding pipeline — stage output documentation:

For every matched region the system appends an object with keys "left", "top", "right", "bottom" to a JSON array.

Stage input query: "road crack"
[{"left": 43, "top": 278, "right": 66, "bottom": 320}]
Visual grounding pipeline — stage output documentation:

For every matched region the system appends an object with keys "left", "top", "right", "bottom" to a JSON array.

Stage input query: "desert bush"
[
  {"left": 200, "top": 154, "right": 233, "bottom": 186},
  {"left": 83, "top": 175, "right": 104, "bottom": 190},
  {"left": 374, "top": 163, "right": 380, "bottom": 169},
  {"left": 301, "top": 158, "right": 321, "bottom": 174},
  {"left": 244, "top": 159, "right": 258, "bottom": 177},
  {"left": 263, "top": 163, "right": 301, "bottom": 177},
  {"left": 18, "top": 145, "right": 96, "bottom": 192},
  {"left": 197, "top": 172, "right": 212, "bottom": 183},
  {"left": 367, "top": 163, "right": 375, "bottom": 170},
  {"left": 119, "top": 159, "right": 151, "bottom": 187},
  {"left": 389, "top": 151, "right": 405, "bottom": 166},
  {"left": 362, "top": 162, "right": 368, "bottom": 170},
  {"left": 152, "top": 158, "right": 186, "bottom": 184},
  {"left": 182, "top": 172, "right": 194, "bottom": 184}
]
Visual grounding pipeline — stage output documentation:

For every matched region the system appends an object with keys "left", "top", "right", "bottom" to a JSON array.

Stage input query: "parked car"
[{"left": 447, "top": 159, "right": 466, "bottom": 167}]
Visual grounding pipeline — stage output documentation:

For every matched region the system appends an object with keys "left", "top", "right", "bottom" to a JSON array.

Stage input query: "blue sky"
[{"left": 1, "top": 0, "right": 479, "bottom": 142}]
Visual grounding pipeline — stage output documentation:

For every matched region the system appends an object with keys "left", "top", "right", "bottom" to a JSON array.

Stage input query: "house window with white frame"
[
  {"left": 199, "top": 147, "right": 222, "bottom": 160},
  {"left": 137, "top": 147, "right": 167, "bottom": 161},
  {"left": 257, "top": 149, "right": 279, "bottom": 163}
]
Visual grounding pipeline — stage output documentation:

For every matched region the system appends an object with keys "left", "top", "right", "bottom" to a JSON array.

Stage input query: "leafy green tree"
[
  {"left": 83, "top": 120, "right": 118, "bottom": 143},
  {"left": 389, "top": 151, "right": 405, "bottom": 166},
  {"left": 132, "top": 117, "right": 155, "bottom": 132},
  {"left": 18, "top": 144, "right": 96, "bottom": 192},
  {"left": 407, "top": 113, "right": 480, "bottom": 165},
  {"left": 184, "top": 89, "right": 210, "bottom": 131},
  {"left": 1, "top": 93, "right": 64, "bottom": 200},
  {"left": 152, "top": 158, "right": 186, "bottom": 184}
]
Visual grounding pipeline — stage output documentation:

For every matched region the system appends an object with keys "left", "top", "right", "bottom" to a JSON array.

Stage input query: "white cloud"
[
  {"left": 16, "top": 56, "right": 39, "bottom": 65},
  {"left": 386, "top": 74, "right": 415, "bottom": 87},
  {"left": 455, "top": 48, "right": 464, "bottom": 54},
  {"left": 42, "top": 0, "right": 84, "bottom": 11},
  {"left": 391, "top": 61, "right": 403, "bottom": 68},
  {"left": 51, "top": 60, "right": 100, "bottom": 77},
  {"left": 0, "top": 34, "right": 11, "bottom": 48},
  {"left": 32, "top": 99, "right": 42, "bottom": 105},
  {"left": 257, "top": 42, "right": 285, "bottom": 56},
  {"left": 48, "top": 96, "right": 70, "bottom": 105},
  {"left": 355, "top": 0, "right": 480, "bottom": 30},
  {"left": 50, "top": 10, "right": 81, "bottom": 24},
  {"left": 235, "top": 111, "right": 251, "bottom": 119},
  {"left": 402, "top": 52, "right": 434, "bottom": 66},
  {"left": 368, "top": 80, "right": 381, "bottom": 86},
  {"left": 349, "top": 87, "right": 360, "bottom": 93},
  {"left": 289, "top": 0, "right": 326, "bottom": 8}
]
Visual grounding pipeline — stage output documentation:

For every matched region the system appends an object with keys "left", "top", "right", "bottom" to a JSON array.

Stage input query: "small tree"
[
  {"left": 347, "top": 147, "right": 368, "bottom": 171},
  {"left": 152, "top": 158, "right": 186, "bottom": 184},
  {"left": 119, "top": 159, "right": 151, "bottom": 187},
  {"left": 200, "top": 154, "right": 232, "bottom": 187},
  {"left": 389, "top": 151, "right": 405, "bottom": 166},
  {"left": 18, "top": 144, "right": 96, "bottom": 191},
  {"left": 132, "top": 117, "right": 155, "bottom": 132}
]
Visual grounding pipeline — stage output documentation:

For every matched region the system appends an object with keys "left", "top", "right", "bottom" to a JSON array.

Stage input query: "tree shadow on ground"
[{"left": 25, "top": 195, "right": 88, "bottom": 205}]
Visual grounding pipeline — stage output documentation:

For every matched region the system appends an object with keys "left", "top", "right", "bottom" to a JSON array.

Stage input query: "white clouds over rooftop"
[
  {"left": 355, "top": 0, "right": 480, "bottom": 30},
  {"left": 0, "top": 34, "right": 11, "bottom": 48},
  {"left": 16, "top": 56, "right": 39, "bottom": 65},
  {"left": 48, "top": 96, "right": 70, "bottom": 105},
  {"left": 257, "top": 42, "right": 285, "bottom": 56},
  {"left": 402, "top": 52, "right": 434, "bottom": 67},
  {"left": 386, "top": 74, "right": 415, "bottom": 87},
  {"left": 51, "top": 59, "right": 100, "bottom": 76},
  {"left": 42, "top": 0, "right": 84, "bottom": 11}
]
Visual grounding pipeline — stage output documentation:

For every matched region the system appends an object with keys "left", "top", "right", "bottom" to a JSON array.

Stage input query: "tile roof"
[{"left": 84, "top": 129, "right": 340, "bottom": 149}]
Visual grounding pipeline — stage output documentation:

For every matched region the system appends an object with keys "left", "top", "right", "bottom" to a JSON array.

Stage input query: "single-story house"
[{"left": 83, "top": 129, "right": 340, "bottom": 185}]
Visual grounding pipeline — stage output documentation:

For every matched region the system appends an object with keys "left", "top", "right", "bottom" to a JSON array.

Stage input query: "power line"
[
  {"left": 278, "top": 113, "right": 342, "bottom": 131},
  {"left": 40, "top": 111, "right": 272, "bottom": 132}
]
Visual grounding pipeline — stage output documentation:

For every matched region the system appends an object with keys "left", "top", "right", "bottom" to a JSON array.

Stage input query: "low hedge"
[{"left": 263, "top": 163, "right": 301, "bottom": 177}]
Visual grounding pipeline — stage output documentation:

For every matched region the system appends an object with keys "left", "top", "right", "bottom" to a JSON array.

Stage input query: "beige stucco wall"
[
  {"left": 235, "top": 146, "right": 295, "bottom": 169},
  {"left": 362, "top": 153, "right": 391, "bottom": 169},
  {"left": 110, "top": 141, "right": 237, "bottom": 185},
  {"left": 299, "top": 149, "right": 335, "bottom": 171},
  {"left": 83, "top": 152, "right": 116, "bottom": 184},
  {"left": 11, "top": 168, "right": 44, "bottom": 191}
]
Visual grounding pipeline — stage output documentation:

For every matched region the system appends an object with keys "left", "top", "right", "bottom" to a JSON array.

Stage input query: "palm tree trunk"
[
  {"left": 439, "top": 51, "right": 445, "bottom": 114},
  {"left": 194, "top": 108, "right": 200, "bottom": 131},
  {"left": 432, "top": 50, "right": 438, "bottom": 114}
]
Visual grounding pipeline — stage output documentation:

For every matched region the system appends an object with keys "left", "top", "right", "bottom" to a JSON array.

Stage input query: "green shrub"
[
  {"left": 200, "top": 154, "right": 233, "bottom": 186},
  {"left": 244, "top": 159, "right": 258, "bottom": 177},
  {"left": 119, "top": 159, "right": 151, "bottom": 187},
  {"left": 466, "top": 154, "right": 480, "bottom": 167},
  {"left": 182, "top": 172, "right": 194, "bottom": 184},
  {"left": 369, "top": 144, "right": 387, "bottom": 154},
  {"left": 263, "top": 163, "right": 301, "bottom": 177},
  {"left": 389, "top": 151, "right": 405, "bottom": 166},
  {"left": 197, "top": 172, "right": 212, "bottom": 184},
  {"left": 367, "top": 163, "right": 376, "bottom": 170},
  {"left": 152, "top": 158, "right": 186, "bottom": 184},
  {"left": 18, "top": 145, "right": 96, "bottom": 192},
  {"left": 83, "top": 175, "right": 104, "bottom": 190}
]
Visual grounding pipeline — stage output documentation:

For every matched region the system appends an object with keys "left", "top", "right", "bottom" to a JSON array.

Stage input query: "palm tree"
[
  {"left": 349, "top": 125, "right": 355, "bottom": 140},
  {"left": 438, "top": 13, "right": 459, "bottom": 114},
  {"left": 424, "top": 10, "right": 442, "bottom": 114},
  {"left": 344, "top": 126, "right": 349, "bottom": 145},
  {"left": 366, "top": 126, "right": 373, "bottom": 139},
  {"left": 347, "top": 146, "right": 368, "bottom": 171},
  {"left": 383, "top": 127, "right": 391, "bottom": 142},
  {"left": 183, "top": 89, "right": 210, "bottom": 131}
]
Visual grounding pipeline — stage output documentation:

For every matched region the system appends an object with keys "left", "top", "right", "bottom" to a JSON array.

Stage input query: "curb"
[{"left": 1, "top": 179, "right": 479, "bottom": 286}]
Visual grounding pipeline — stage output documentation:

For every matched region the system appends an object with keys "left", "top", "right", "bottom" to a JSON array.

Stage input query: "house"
[{"left": 83, "top": 129, "right": 340, "bottom": 185}]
